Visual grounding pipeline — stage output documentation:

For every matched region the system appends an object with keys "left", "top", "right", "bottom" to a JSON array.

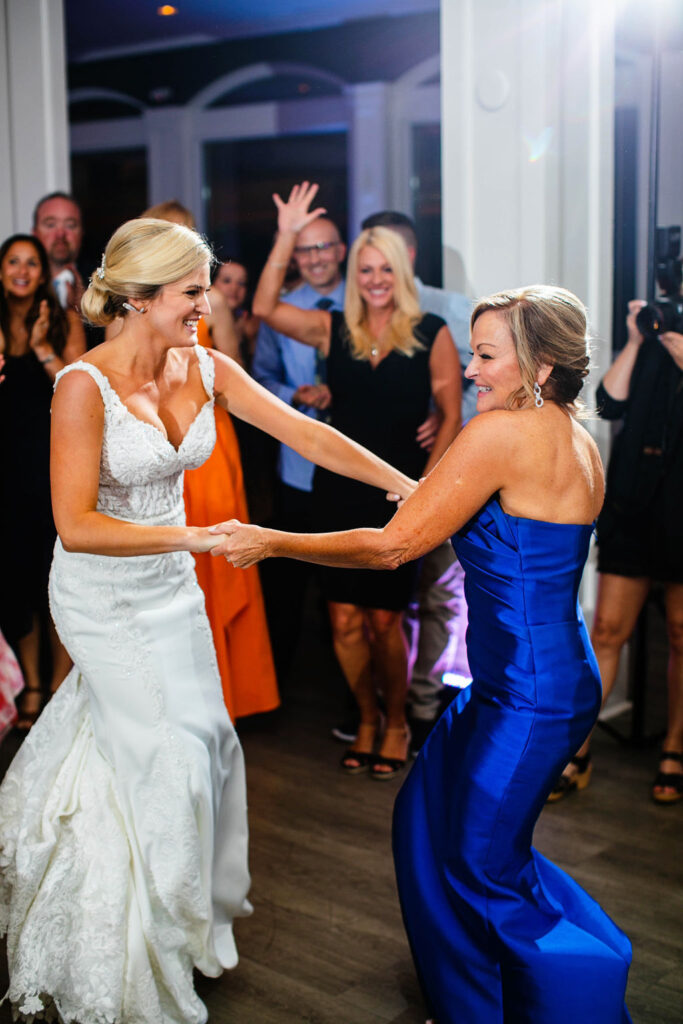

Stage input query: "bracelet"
[
  {"left": 268, "top": 260, "right": 289, "bottom": 269},
  {"left": 38, "top": 353, "right": 56, "bottom": 364}
]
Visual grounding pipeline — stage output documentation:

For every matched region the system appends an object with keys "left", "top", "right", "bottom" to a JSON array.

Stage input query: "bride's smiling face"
[{"left": 143, "top": 263, "right": 212, "bottom": 345}]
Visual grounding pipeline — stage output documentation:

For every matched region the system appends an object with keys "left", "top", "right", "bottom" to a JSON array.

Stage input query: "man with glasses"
[{"left": 253, "top": 217, "right": 347, "bottom": 683}]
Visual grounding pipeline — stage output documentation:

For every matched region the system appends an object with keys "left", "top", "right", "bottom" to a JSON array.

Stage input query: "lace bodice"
[{"left": 54, "top": 348, "right": 216, "bottom": 524}]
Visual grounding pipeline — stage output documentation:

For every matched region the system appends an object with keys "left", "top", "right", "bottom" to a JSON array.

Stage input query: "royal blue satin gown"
[{"left": 393, "top": 498, "right": 632, "bottom": 1024}]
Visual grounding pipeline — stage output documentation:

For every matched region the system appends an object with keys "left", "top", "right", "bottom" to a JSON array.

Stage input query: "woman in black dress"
[
  {"left": 0, "top": 234, "right": 86, "bottom": 726},
  {"left": 549, "top": 298, "right": 683, "bottom": 804},
  {"left": 253, "top": 183, "right": 461, "bottom": 776}
]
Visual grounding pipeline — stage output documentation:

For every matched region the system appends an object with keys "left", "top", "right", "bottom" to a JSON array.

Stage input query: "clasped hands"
[
  {"left": 207, "top": 521, "right": 270, "bottom": 569},
  {"left": 206, "top": 485, "right": 412, "bottom": 568}
]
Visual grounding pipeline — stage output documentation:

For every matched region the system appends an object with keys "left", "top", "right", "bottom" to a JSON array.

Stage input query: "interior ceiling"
[
  {"left": 64, "top": 1, "right": 683, "bottom": 66},
  {"left": 64, "top": 0, "right": 440, "bottom": 62}
]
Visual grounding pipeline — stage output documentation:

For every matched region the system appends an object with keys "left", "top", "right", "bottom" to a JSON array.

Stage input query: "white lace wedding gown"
[{"left": 0, "top": 347, "right": 252, "bottom": 1024}]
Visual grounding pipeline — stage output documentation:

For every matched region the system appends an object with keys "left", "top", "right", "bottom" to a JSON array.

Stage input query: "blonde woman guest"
[
  {"left": 0, "top": 216, "right": 414, "bottom": 1023},
  {"left": 212, "top": 286, "right": 633, "bottom": 1024},
  {"left": 252, "top": 183, "right": 462, "bottom": 777}
]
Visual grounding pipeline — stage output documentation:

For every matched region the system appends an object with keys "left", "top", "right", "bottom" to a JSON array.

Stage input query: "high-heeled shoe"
[
  {"left": 652, "top": 750, "right": 683, "bottom": 805},
  {"left": 340, "top": 719, "right": 380, "bottom": 775},
  {"left": 371, "top": 725, "right": 410, "bottom": 781},
  {"left": 546, "top": 753, "right": 592, "bottom": 803}
]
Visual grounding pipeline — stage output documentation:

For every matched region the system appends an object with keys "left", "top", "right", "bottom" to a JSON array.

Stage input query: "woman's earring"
[
  {"left": 122, "top": 302, "right": 146, "bottom": 315},
  {"left": 533, "top": 381, "right": 544, "bottom": 408}
]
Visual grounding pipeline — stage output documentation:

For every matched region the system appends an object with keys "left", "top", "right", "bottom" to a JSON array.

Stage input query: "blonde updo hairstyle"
[
  {"left": 471, "top": 285, "right": 591, "bottom": 413},
  {"left": 81, "top": 218, "right": 213, "bottom": 326},
  {"left": 344, "top": 226, "right": 422, "bottom": 360}
]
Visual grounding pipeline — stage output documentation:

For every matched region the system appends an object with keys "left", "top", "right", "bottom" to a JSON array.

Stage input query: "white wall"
[
  {"left": 0, "top": 0, "right": 70, "bottom": 236},
  {"left": 440, "top": 0, "right": 615, "bottom": 342},
  {"left": 440, "top": 0, "right": 623, "bottom": 698},
  {"left": 440, "top": 0, "right": 616, "bottom": 483}
]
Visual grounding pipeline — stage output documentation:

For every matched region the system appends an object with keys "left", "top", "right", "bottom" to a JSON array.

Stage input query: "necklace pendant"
[{"left": 371, "top": 345, "right": 378, "bottom": 358}]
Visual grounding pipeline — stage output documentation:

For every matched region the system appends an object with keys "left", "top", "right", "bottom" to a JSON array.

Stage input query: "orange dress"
[{"left": 183, "top": 321, "right": 279, "bottom": 719}]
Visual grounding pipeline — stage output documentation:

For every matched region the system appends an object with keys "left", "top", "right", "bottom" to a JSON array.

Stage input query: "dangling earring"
[
  {"left": 122, "top": 302, "right": 146, "bottom": 315},
  {"left": 533, "top": 381, "right": 544, "bottom": 408}
]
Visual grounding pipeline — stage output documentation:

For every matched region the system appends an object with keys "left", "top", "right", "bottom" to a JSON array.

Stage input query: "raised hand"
[{"left": 273, "top": 181, "right": 327, "bottom": 236}]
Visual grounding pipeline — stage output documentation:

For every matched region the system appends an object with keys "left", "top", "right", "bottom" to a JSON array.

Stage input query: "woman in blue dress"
[{"left": 212, "top": 283, "right": 633, "bottom": 1023}]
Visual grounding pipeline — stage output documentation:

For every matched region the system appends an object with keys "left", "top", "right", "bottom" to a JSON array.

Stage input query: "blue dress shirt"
[{"left": 252, "top": 280, "right": 346, "bottom": 492}]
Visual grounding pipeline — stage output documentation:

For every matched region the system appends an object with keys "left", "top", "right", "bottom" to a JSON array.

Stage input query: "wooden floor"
[{"left": 1, "top": 597, "right": 681, "bottom": 1023}]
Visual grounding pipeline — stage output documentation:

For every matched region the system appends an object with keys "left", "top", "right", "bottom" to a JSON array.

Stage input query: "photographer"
[{"left": 550, "top": 298, "right": 683, "bottom": 805}]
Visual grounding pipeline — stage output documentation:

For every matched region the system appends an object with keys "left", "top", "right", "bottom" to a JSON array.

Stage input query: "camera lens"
[
  {"left": 636, "top": 303, "right": 664, "bottom": 339},
  {"left": 635, "top": 300, "right": 679, "bottom": 339}
]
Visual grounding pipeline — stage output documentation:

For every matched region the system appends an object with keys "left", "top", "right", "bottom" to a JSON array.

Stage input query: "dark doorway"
[
  {"left": 412, "top": 122, "right": 443, "bottom": 288},
  {"left": 203, "top": 131, "right": 348, "bottom": 286},
  {"left": 612, "top": 107, "right": 638, "bottom": 352},
  {"left": 71, "top": 148, "right": 148, "bottom": 279}
]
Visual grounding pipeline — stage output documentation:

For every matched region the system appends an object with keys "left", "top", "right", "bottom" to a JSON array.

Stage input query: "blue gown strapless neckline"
[{"left": 393, "top": 497, "right": 632, "bottom": 1023}]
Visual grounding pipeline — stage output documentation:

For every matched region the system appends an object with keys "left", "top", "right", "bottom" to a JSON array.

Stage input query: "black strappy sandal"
[
  {"left": 340, "top": 749, "right": 376, "bottom": 774},
  {"left": 371, "top": 726, "right": 409, "bottom": 781},
  {"left": 652, "top": 750, "right": 683, "bottom": 805},
  {"left": 546, "top": 753, "right": 592, "bottom": 803},
  {"left": 340, "top": 719, "right": 380, "bottom": 775}
]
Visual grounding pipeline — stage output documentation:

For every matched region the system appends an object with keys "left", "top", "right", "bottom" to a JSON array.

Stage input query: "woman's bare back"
[{"left": 495, "top": 405, "right": 604, "bottom": 525}]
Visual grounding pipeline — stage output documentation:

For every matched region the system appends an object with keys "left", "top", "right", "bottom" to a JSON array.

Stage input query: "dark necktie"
[{"left": 313, "top": 297, "right": 334, "bottom": 384}]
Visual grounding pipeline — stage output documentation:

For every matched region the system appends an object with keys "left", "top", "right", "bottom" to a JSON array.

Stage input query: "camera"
[{"left": 635, "top": 226, "right": 683, "bottom": 340}]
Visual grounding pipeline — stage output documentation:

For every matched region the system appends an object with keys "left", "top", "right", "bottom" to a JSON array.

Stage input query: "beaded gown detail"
[
  {"left": 0, "top": 347, "right": 252, "bottom": 1024},
  {"left": 393, "top": 497, "right": 632, "bottom": 1024}
]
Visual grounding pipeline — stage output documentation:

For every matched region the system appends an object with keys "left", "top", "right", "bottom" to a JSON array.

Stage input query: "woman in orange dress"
[
  {"left": 184, "top": 316, "right": 279, "bottom": 719},
  {"left": 142, "top": 202, "right": 279, "bottom": 719}
]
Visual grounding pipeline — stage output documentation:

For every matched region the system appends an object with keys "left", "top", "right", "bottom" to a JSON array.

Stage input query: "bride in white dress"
[{"left": 0, "top": 205, "right": 414, "bottom": 1024}]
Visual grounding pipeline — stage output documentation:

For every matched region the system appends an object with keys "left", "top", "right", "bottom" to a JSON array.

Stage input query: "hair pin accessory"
[{"left": 96, "top": 253, "right": 106, "bottom": 280}]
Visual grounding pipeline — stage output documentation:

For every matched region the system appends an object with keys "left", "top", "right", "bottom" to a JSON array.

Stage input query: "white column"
[
  {"left": 346, "top": 82, "right": 390, "bottom": 239},
  {"left": 0, "top": 0, "right": 70, "bottom": 236},
  {"left": 440, "top": 0, "right": 615, "bottom": 471},
  {"left": 440, "top": 0, "right": 617, "bottom": 650},
  {"left": 145, "top": 107, "right": 189, "bottom": 209},
  {"left": 441, "top": 0, "right": 614, "bottom": 327}
]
